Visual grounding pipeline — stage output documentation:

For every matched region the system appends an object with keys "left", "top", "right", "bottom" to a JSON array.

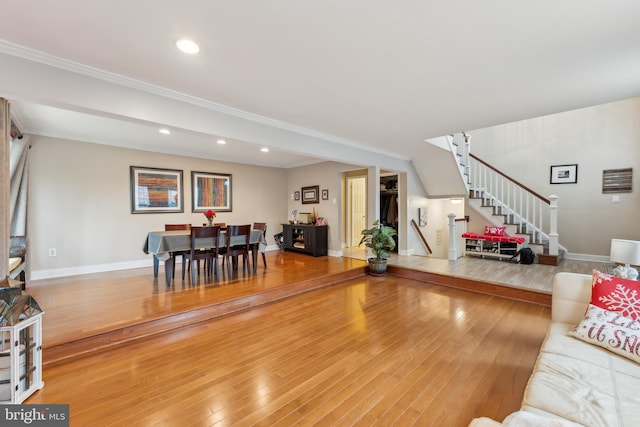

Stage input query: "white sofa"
[{"left": 470, "top": 272, "right": 640, "bottom": 427}]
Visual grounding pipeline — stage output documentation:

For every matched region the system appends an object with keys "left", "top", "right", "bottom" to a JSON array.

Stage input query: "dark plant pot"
[{"left": 367, "top": 258, "right": 388, "bottom": 276}]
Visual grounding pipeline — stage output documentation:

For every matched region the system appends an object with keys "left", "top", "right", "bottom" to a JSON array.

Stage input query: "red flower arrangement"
[{"left": 204, "top": 209, "right": 216, "bottom": 225}]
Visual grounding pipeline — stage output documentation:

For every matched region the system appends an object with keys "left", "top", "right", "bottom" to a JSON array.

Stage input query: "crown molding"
[{"left": 0, "top": 40, "right": 407, "bottom": 161}]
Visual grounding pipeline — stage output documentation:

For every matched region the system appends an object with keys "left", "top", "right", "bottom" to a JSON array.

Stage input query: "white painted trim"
[
  {"left": 564, "top": 253, "right": 610, "bottom": 263},
  {"left": 31, "top": 246, "right": 303, "bottom": 280},
  {"left": 0, "top": 40, "right": 408, "bottom": 162},
  {"left": 31, "top": 259, "right": 154, "bottom": 280}
]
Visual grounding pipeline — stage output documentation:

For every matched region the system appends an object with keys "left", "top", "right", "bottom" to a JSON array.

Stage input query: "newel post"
[
  {"left": 548, "top": 195, "right": 559, "bottom": 256},
  {"left": 448, "top": 213, "right": 458, "bottom": 261}
]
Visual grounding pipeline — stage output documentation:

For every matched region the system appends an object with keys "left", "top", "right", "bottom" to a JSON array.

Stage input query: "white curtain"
[{"left": 9, "top": 136, "right": 29, "bottom": 237}]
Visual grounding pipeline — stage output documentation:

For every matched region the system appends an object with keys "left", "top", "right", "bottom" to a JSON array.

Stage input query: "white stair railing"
[
  {"left": 469, "top": 155, "right": 549, "bottom": 244},
  {"left": 447, "top": 133, "right": 559, "bottom": 256}
]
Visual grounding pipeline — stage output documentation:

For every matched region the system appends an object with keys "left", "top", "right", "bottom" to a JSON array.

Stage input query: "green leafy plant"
[{"left": 359, "top": 220, "right": 397, "bottom": 261}]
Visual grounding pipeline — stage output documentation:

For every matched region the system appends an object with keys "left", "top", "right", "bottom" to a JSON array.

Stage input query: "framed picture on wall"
[
  {"left": 302, "top": 185, "right": 319, "bottom": 204},
  {"left": 322, "top": 189, "right": 329, "bottom": 200},
  {"left": 192, "top": 171, "right": 232, "bottom": 212},
  {"left": 294, "top": 191, "right": 300, "bottom": 201},
  {"left": 130, "top": 166, "right": 183, "bottom": 213},
  {"left": 418, "top": 207, "right": 427, "bottom": 227},
  {"left": 550, "top": 164, "right": 578, "bottom": 184}
]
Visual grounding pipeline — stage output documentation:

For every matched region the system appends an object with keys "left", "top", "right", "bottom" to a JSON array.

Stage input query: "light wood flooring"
[
  {"left": 21, "top": 251, "right": 600, "bottom": 426},
  {"left": 25, "top": 255, "right": 549, "bottom": 426}
]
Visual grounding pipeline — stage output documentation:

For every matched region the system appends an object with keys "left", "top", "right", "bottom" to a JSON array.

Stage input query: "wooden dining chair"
[
  {"left": 252, "top": 222, "right": 267, "bottom": 269},
  {"left": 221, "top": 224, "right": 252, "bottom": 276},
  {"left": 183, "top": 226, "right": 221, "bottom": 283},
  {"left": 164, "top": 224, "right": 192, "bottom": 279}
]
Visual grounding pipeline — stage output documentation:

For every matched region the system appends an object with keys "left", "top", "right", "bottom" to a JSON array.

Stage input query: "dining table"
[{"left": 142, "top": 229, "right": 266, "bottom": 285}]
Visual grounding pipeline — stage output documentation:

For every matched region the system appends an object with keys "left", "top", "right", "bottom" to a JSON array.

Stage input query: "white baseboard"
[
  {"left": 564, "top": 253, "right": 610, "bottom": 263},
  {"left": 31, "top": 259, "right": 155, "bottom": 280},
  {"left": 31, "top": 245, "right": 309, "bottom": 280}
]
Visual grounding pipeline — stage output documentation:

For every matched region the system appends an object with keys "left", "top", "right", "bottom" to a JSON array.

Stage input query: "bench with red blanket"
[
  {"left": 461, "top": 232, "right": 525, "bottom": 244},
  {"left": 462, "top": 226, "right": 525, "bottom": 260}
]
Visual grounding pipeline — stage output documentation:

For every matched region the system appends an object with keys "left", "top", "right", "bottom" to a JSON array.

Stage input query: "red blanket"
[{"left": 461, "top": 232, "right": 525, "bottom": 244}]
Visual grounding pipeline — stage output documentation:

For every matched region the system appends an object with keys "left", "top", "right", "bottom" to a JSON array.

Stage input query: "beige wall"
[
  {"left": 470, "top": 97, "right": 640, "bottom": 257},
  {"left": 29, "top": 136, "right": 288, "bottom": 278},
  {"left": 286, "top": 161, "right": 359, "bottom": 255}
]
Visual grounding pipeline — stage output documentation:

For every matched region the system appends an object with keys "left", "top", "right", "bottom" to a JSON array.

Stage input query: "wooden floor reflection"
[
  {"left": 28, "top": 251, "right": 367, "bottom": 363},
  {"left": 26, "top": 264, "right": 551, "bottom": 426},
  {"left": 27, "top": 249, "right": 601, "bottom": 365}
]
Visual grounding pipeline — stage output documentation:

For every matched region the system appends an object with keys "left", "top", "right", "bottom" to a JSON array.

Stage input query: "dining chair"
[
  {"left": 221, "top": 224, "right": 252, "bottom": 276},
  {"left": 252, "top": 222, "right": 267, "bottom": 269},
  {"left": 183, "top": 226, "right": 221, "bottom": 283},
  {"left": 164, "top": 224, "right": 192, "bottom": 279}
]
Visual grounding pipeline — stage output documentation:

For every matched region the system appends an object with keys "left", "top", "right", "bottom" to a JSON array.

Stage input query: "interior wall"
[
  {"left": 29, "top": 136, "right": 287, "bottom": 278},
  {"left": 470, "top": 97, "right": 640, "bottom": 257},
  {"left": 286, "top": 161, "right": 359, "bottom": 255}
]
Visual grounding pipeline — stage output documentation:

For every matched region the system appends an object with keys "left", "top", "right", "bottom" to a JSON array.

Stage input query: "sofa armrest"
[{"left": 551, "top": 272, "right": 592, "bottom": 324}]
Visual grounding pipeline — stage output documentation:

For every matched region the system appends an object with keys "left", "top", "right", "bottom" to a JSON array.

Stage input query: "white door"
[{"left": 347, "top": 176, "right": 367, "bottom": 247}]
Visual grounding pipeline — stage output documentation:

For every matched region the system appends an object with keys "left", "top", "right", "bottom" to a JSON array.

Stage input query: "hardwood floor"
[
  {"left": 28, "top": 252, "right": 368, "bottom": 364},
  {"left": 21, "top": 250, "right": 597, "bottom": 425},
  {"left": 26, "top": 265, "right": 550, "bottom": 426}
]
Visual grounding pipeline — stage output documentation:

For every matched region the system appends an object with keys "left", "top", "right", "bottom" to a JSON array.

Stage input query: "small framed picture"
[
  {"left": 294, "top": 191, "right": 300, "bottom": 201},
  {"left": 550, "top": 164, "right": 578, "bottom": 184},
  {"left": 418, "top": 207, "right": 427, "bottom": 227},
  {"left": 321, "top": 189, "right": 329, "bottom": 200}
]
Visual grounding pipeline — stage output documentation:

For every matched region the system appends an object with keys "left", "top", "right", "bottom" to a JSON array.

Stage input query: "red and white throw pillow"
[
  {"left": 591, "top": 269, "right": 640, "bottom": 321},
  {"left": 484, "top": 226, "right": 506, "bottom": 236},
  {"left": 573, "top": 304, "right": 640, "bottom": 364}
]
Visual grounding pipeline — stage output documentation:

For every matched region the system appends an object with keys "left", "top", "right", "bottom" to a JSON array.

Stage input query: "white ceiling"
[{"left": 1, "top": 1, "right": 639, "bottom": 168}]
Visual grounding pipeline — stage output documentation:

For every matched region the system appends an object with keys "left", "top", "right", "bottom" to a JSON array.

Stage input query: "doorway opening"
[
  {"left": 380, "top": 174, "right": 399, "bottom": 253},
  {"left": 342, "top": 174, "right": 368, "bottom": 260}
]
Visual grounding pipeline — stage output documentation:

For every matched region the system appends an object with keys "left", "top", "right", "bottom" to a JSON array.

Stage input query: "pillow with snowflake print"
[
  {"left": 591, "top": 269, "right": 640, "bottom": 321},
  {"left": 572, "top": 303, "right": 640, "bottom": 364}
]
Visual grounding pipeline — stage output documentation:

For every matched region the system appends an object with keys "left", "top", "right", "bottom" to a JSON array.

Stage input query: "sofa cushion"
[
  {"left": 572, "top": 304, "right": 640, "bottom": 364},
  {"left": 523, "top": 322, "right": 640, "bottom": 427},
  {"left": 591, "top": 270, "right": 640, "bottom": 320},
  {"left": 503, "top": 410, "right": 584, "bottom": 426}
]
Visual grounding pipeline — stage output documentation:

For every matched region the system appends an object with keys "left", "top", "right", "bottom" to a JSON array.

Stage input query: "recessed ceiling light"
[
  {"left": 261, "top": 147, "right": 269, "bottom": 153},
  {"left": 176, "top": 39, "right": 200, "bottom": 54},
  {"left": 216, "top": 139, "right": 227, "bottom": 145},
  {"left": 159, "top": 128, "right": 171, "bottom": 135}
]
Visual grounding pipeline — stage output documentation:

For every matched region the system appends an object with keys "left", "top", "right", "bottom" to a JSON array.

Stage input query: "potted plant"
[{"left": 359, "top": 220, "right": 397, "bottom": 276}]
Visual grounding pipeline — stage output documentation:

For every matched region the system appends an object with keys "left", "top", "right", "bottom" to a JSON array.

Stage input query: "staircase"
[{"left": 447, "top": 133, "right": 563, "bottom": 265}]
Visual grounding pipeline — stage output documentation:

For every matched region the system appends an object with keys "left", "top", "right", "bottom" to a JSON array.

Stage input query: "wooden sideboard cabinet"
[{"left": 282, "top": 224, "right": 328, "bottom": 257}]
